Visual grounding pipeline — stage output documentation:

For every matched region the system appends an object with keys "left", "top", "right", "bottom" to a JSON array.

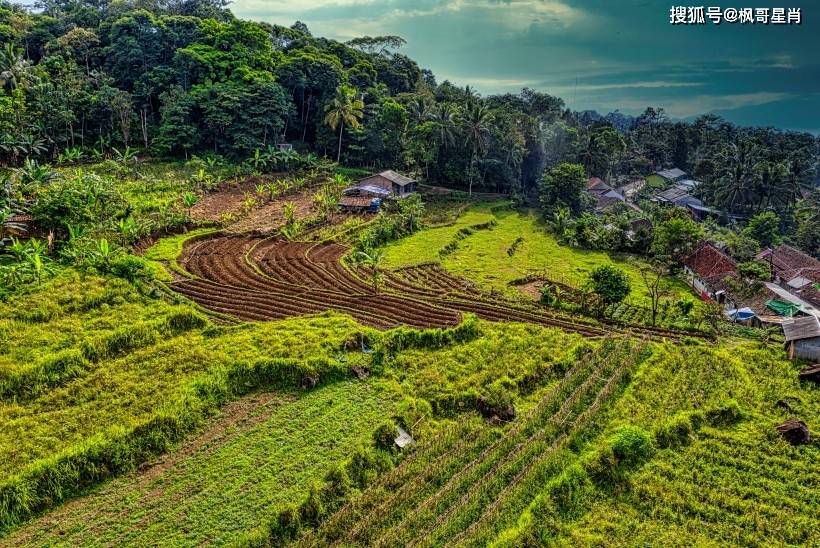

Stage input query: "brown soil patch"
[
  {"left": 516, "top": 280, "right": 544, "bottom": 301},
  {"left": 189, "top": 176, "right": 272, "bottom": 223},
  {"left": 226, "top": 185, "right": 317, "bottom": 234}
]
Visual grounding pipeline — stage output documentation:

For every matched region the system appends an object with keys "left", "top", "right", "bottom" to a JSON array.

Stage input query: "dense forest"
[{"left": 1, "top": 0, "right": 819, "bottom": 246}]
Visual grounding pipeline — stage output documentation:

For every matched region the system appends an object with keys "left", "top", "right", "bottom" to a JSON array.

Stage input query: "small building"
[
  {"left": 354, "top": 170, "right": 417, "bottom": 197},
  {"left": 338, "top": 196, "right": 382, "bottom": 213},
  {"left": 783, "top": 315, "right": 820, "bottom": 361},
  {"left": 646, "top": 167, "right": 687, "bottom": 187},
  {"left": 586, "top": 177, "right": 625, "bottom": 213},
  {"left": 683, "top": 242, "right": 738, "bottom": 301},
  {"left": 758, "top": 245, "right": 820, "bottom": 313},
  {"left": 652, "top": 184, "right": 715, "bottom": 221}
]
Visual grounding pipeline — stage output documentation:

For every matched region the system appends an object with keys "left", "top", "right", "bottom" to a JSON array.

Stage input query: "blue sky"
[{"left": 232, "top": 0, "right": 820, "bottom": 133}]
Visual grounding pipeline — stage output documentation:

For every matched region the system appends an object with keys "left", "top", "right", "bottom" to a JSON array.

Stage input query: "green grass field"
[
  {"left": 4, "top": 380, "right": 389, "bottom": 547},
  {"left": 381, "top": 203, "right": 696, "bottom": 305}
]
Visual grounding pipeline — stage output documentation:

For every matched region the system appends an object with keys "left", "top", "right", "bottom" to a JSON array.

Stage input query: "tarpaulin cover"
[{"left": 766, "top": 299, "right": 800, "bottom": 317}]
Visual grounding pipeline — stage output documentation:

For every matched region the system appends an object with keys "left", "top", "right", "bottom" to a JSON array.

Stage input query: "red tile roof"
[
  {"left": 684, "top": 242, "right": 737, "bottom": 280},
  {"left": 757, "top": 244, "right": 820, "bottom": 279}
]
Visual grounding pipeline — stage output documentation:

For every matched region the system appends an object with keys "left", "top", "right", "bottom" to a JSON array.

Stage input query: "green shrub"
[
  {"left": 20, "top": 303, "right": 62, "bottom": 323},
  {"left": 108, "top": 255, "right": 154, "bottom": 283},
  {"left": 0, "top": 349, "right": 89, "bottom": 400},
  {"left": 165, "top": 308, "right": 208, "bottom": 333},
  {"left": 82, "top": 323, "right": 158, "bottom": 362},
  {"left": 546, "top": 463, "right": 592, "bottom": 515},
  {"left": 585, "top": 426, "right": 655, "bottom": 486},
  {"left": 372, "top": 421, "right": 398, "bottom": 451},
  {"left": 655, "top": 412, "right": 695, "bottom": 449},
  {"left": 705, "top": 399, "right": 744, "bottom": 426}
]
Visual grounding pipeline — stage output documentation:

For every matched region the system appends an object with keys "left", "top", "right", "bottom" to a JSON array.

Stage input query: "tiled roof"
[
  {"left": 758, "top": 245, "right": 820, "bottom": 279},
  {"left": 684, "top": 242, "right": 737, "bottom": 280}
]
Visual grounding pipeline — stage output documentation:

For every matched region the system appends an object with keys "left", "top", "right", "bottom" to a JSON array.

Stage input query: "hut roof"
[
  {"left": 782, "top": 315, "right": 820, "bottom": 342},
  {"left": 360, "top": 170, "right": 415, "bottom": 187},
  {"left": 655, "top": 168, "right": 687, "bottom": 180}
]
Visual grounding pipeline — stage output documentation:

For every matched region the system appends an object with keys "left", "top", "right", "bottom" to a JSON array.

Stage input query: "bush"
[
  {"left": 585, "top": 426, "right": 655, "bottom": 486},
  {"left": 705, "top": 399, "right": 744, "bottom": 426},
  {"left": 372, "top": 421, "right": 398, "bottom": 451},
  {"left": 108, "top": 255, "right": 154, "bottom": 283},
  {"left": 165, "top": 308, "right": 209, "bottom": 333},
  {"left": 546, "top": 463, "right": 592, "bottom": 515},
  {"left": 655, "top": 412, "right": 695, "bottom": 449},
  {"left": 81, "top": 323, "right": 158, "bottom": 362},
  {"left": 0, "top": 349, "right": 89, "bottom": 400}
]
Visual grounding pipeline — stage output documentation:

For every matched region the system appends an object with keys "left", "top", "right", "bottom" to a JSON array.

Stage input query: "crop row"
[
  {"left": 309, "top": 338, "right": 642, "bottom": 546},
  {"left": 168, "top": 235, "right": 633, "bottom": 338}
]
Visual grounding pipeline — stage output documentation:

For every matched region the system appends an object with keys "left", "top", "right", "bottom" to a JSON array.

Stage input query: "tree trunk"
[{"left": 337, "top": 123, "right": 344, "bottom": 163}]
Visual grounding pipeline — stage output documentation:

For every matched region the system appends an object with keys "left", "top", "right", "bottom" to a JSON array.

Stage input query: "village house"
[
  {"left": 683, "top": 242, "right": 738, "bottom": 303},
  {"left": 339, "top": 170, "right": 416, "bottom": 213},
  {"left": 616, "top": 178, "right": 646, "bottom": 201},
  {"left": 586, "top": 177, "right": 625, "bottom": 213},
  {"left": 757, "top": 244, "right": 820, "bottom": 318},
  {"left": 783, "top": 315, "right": 820, "bottom": 361},
  {"left": 350, "top": 170, "right": 417, "bottom": 197}
]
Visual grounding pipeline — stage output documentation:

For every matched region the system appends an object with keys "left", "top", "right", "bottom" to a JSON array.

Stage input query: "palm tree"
[
  {"left": 460, "top": 100, "right": 492, "bottom": 196},
  {"left": 431, "top": 103, "right": 457, "bottom": 149},
  {"left": 356, "top": 249, "right": 384, "bottom": 294},
  {"left": 323, "top": 85, "right": 364, "bottom": 163},
  {"left": 712, "top": 140, "right": 759, "bottom": 213},
  {"left": 0, "top": 44, "right": 29, "bottom": 91}
]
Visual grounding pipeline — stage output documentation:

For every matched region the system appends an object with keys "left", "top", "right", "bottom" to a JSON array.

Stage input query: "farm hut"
[
  {"left": 338, "top": 196, "right": 382, "bottom": 213},
  {"left": 617, "top": 178, "right": 646, "bottom": 200},
  {"left": 354, "top": 170, "right": 416, "bottom": 197},
  {"left": 782, "top": 315, "right": 820, "bottom": 361}
]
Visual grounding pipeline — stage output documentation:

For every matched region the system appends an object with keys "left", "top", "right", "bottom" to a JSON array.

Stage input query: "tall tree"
[{"left": 323, "top": 84, "right": 364, "bottom": 163}]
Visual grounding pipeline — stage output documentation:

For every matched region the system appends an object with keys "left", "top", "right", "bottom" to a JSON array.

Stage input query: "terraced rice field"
[
  {"left": 169, "top": 235, "right": 698, "bottom": 340},
  {"left": 299, "top": 337, "right": 646, "bottom": 546}
]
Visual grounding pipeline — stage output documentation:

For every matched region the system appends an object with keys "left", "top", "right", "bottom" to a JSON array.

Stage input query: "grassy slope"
[
  {"left": 0, "top": 272, "right": 372, "bottom": 479},
  {"left": 381, "top": 203, "right": 695, "bottom": 304},
  {"left": 501, "top": 340, "right": 820, "bottom": 546},
  {"left": 4, "top": 380, "right": 389, "bottom": 547}
]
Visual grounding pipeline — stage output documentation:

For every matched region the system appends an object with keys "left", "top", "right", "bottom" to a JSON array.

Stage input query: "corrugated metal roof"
[
  {"left": 359, "top": 170, "right": 415, "bottom": 187},
  {"left": 782, "top": 315, "right": 820, "bottom": 342},
  {"left": 339, "top": 196, "right": 373, "bottom": 208},
  {"left": 656, "top": 168, "right": 687, "bottom": 180}
]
